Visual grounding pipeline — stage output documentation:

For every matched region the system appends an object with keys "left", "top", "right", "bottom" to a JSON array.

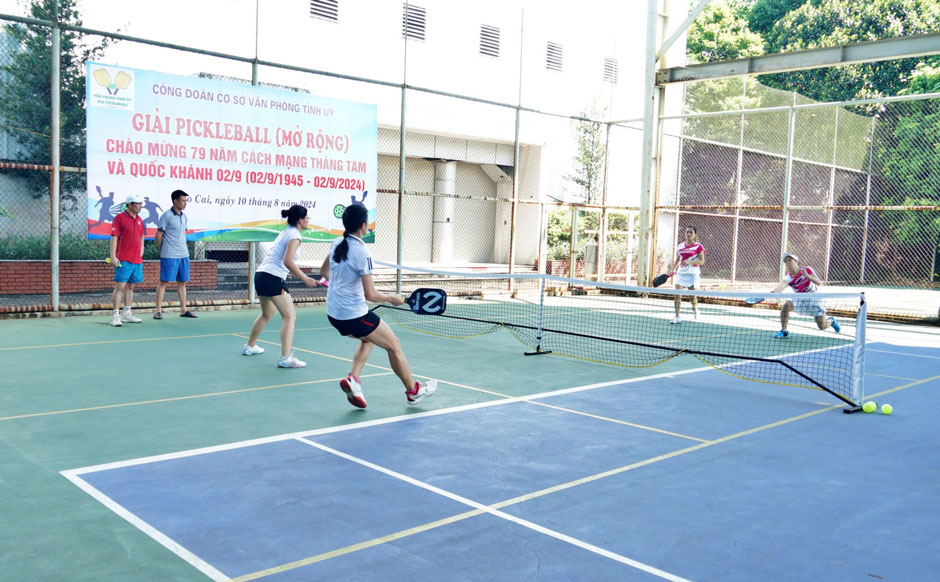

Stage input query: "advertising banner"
[{"left": 86, "top": 62, "right": 377, "bottom": 242}]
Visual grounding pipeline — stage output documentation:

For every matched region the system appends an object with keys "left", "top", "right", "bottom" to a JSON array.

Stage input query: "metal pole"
[
  {"left": 637, "top": 0, "right": 660, "bottom": 286},
  {"left": 508, "top": 9, "right": 525, "bottom": 289},
  {"left": 860, "top": 115, "right": 875, "bottom": 283},
  {"left": 824, "top": 106, "right": 839, "bottom": 281},
  {"left": 249, "top": 5, "right": 259, "bottom": 304},
  {"left": 50, "top": 13, "right": 61, "bottom": 311},
  {"left": 731, "top": 79, "right": 746, "bottom": 285},
  {"left": 598, "top": 122, "right": 611, "bottom": 282},
  {"left": 778, "top": 96, "right": 797, "bottom": 281},
  {"left": 396, "top": 4, "right": 410, "bottom": 293}
]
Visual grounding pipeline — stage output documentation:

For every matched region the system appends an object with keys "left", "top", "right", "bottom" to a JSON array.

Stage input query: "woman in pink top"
[
  {"left": 769, "top": 252, "right": 840, "bottom": 339},
  {"left": 667, "top": 225, "right": 705, "bottom": 324}
]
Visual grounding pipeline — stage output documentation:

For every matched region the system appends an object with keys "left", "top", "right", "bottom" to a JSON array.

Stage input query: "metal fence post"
[{"left": 50, "top": 16, "right": 61, "bottom": 311}]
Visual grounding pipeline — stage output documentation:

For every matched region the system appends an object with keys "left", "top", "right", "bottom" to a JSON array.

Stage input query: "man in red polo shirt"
[{"left": 109, "top": 194, "right": 146, "bottom": 327}]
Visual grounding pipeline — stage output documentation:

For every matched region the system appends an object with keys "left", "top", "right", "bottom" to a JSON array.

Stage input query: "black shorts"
[
  {"left": 254, "top": 271, "right": 289, "bottom": 297},
  {"left": 328, "top": 311, "right": 381, "bottom": 338}
]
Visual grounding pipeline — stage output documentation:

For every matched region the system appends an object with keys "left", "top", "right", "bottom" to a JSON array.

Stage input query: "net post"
[
  {"left": 843, "top": 292, "right": 867, "bottom": 414},
  {"left": 524, "top": 276, "right": 552, "bottom": 356}
]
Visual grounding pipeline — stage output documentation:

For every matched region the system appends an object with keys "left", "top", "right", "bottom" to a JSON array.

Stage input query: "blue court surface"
[{"left": 63, "top": 341, "right": 940, "bottom": 582}]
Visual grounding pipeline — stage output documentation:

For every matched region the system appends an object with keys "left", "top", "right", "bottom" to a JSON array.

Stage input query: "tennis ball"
[
  {"left": 881, "top": 403, "right": 893, "bottom": 415},
  {"left": 862, "top": 401, "right": 877, "bottom": 413},
  {"left": 105, "top": 257, "right": 111, "bottom": 264}
]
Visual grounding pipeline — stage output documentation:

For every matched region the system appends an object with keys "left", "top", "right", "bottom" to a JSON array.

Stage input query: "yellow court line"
[
  {"left": 0, "top": 373, "right": 393, "bottom": 422},
  {"left": 0, "top": 327, "right": 330, "bottom": 351},
  {"left": 227, "top": 399, "right": 848, "bottom": 582},
  {"left": 229, "top": 373, "right": 940, "bottom": 581}
]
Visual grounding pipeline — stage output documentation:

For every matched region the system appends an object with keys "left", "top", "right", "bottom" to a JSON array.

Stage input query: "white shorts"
[
  {"left": 790, "top": 296, "right": 826, "bottom": 318},
  {"left": 674, "top": 272, "right": 700, "bottom": 289}
]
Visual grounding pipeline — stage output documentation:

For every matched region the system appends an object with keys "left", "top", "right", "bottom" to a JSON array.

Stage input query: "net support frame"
[{"left": 844, "top": 293, "right": 867, "bottom": 413}]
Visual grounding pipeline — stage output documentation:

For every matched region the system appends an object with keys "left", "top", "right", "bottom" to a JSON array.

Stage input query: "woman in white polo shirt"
[
  {"left": 320, "top": 203, "right": 437, "bottom": 409},
  {"left": 242, "top": 204, "right": 317, "bottom": 368}
]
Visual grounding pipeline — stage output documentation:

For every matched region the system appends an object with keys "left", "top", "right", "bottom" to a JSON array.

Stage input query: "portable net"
[{"left": 372, "top": 262, "right": 867, "bottom": 409}]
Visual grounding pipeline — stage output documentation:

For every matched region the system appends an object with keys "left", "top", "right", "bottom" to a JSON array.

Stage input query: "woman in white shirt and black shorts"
[
  {"left": 319, "top": 203, "right": 437, "bottom": 409},
  {"left": 242, "top": 205, "right": 318, "bottom": 368}
]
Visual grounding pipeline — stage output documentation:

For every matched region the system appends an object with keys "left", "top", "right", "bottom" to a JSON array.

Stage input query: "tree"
[
  {"left": 566, "top": 110, "right": 607, "bottom": 205},
  {"left": 747, "top": 0, "right": 808, "bottom": 36},
  {"left": 0, "top": 0, "right": 112, "bottom": 194},
  {"left": 760, "top": 0, "right": 940, "bottom": 102},
  {"left": 686, "top": 0, "right": 764, "bottom": 64}
]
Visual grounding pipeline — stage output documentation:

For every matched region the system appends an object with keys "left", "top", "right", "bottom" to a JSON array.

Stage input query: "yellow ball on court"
[
  {"left": 862, "top": 401, "right": 876, "bottom": 413},
  {"left": 881, "top": 403, "right": 893, "bottom": 415}
]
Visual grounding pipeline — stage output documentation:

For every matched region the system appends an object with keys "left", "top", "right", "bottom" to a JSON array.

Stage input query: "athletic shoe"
[
  {"left": 829, "top": 317, "right": 841, "bottom": 334},
  {"left": 242, "top": 344, "right": 264, "bottom": 356},
  {"left": 277, "top": 353, "right": 306, "bottom": 368},
  {"left": 671, "top": 316, "right": 681, "bottom": 324},
  {"left": 152, "top": 312, "right": 163, "bottom": 320},
  {"left": 406, "top": 380, "right": 437, "bottom": 405},
  {"left": 121, "top": 312, "right": 142, "bottom": 323},
  {"left": 340, "top": 374, "right": 367, "bottom": 409},
  {"left": 180, "top": 310, "right": 198, "bottom": 318},
  {"left": 111, "top": 313, "right": 123, "bottom": 327},
  {"left": 773, "top": 329, "right": 790, "bottom": 339}
]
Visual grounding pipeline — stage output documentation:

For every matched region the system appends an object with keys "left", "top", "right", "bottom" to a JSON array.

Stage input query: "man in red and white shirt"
[
  {"left": 109, "top": 194, "right": 146, "bottom": 327},
  {"left": 769, "top": 252, "right": 840, "bottom": 338}
]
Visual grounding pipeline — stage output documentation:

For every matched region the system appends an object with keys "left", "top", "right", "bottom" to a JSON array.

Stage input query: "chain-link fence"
[
  {"left": 658, "top": 78, "right": 940, "bottom": 311},
  {"left": 0, "top": 5, "right": 936, "bottom": 324}
]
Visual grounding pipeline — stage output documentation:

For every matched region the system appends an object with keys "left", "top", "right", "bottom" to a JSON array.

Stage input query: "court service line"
[
  {"left": 253, "top": 397, "right": 861, "bottom": 581},
  {"left": 0, "top": 373, "right": 392, "bottom": 422},
  {"left": 867, "top": 348, "right": 940, "bottom": 360},
  {"left": 0, "top": 327, "right": 329, "bottom": 351},
  {"left": 272, "top": 437, "right": 693, "bottom": 582},
  {"left": 61, "top": 472, "right": 230, "bottom": 582}
]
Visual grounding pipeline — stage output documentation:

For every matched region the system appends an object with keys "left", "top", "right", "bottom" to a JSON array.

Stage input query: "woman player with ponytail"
[
  {"left": 241, "top": 205, "right": 318, "bottom": 368},
  {"left": 320, "top": 203, "right": 437, "bottom": 409}
]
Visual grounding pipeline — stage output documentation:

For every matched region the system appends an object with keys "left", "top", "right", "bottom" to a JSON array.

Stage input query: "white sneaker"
[
  {"left": 277, "top": 352, "right": 306, "bottom": 368},
  {"left": 406, "top": 380, "right": 437, "bottom": 405},
  {"left": 111, "top": 313, "right": 123, "bottom": 327},
  {"left": 340, "top": 374, "right": 367, "bottom": 408},
  {"left": 671, "top": 316, "right": 681, "bottom": 324},
  {"left": 120, "top": 311, "right": 142, "bottom": 323},
  {"left": 242, "top": 344, "right": 264, "bottom": 356}
]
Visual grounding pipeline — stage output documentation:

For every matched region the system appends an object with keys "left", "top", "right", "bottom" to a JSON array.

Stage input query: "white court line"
[
  {"left": 62, "top": 365, "right": 715, "bottom": 475},
  {"left": 60, "top": 471, "right": 230, "bottom": 582},
  {"left": 868, "top": 348, "right": 940, "bottom": 360},
  {"left": 296, "top": 437, "right": 693, "bottom": 582}
]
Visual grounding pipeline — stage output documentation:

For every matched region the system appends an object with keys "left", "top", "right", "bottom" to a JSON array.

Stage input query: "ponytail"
[
  {"left": 281, "top": 204, "right": 307, "bottom": 227},
  {"left": 333, "top": 203, "right": 369, "bottom": 263}
]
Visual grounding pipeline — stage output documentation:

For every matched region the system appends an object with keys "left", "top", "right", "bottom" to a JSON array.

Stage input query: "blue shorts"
[
  {"left": 160, "top": 257, "right": 190, "bottom": 282},
  {"left": 113, "top": 261, "right": 143, "bottom": 284}
]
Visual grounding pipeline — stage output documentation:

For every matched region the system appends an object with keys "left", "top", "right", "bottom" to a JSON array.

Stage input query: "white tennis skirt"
[
  {"left": 674, "top": 272, "right": 700, "bottom": 288},
  {"left": 791, "top": 295, "right": 826, "bottom": 318}
]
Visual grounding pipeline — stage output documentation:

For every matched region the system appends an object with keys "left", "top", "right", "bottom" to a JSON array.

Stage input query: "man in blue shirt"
[{"left": 154, "top": 190, "right": 197, "bottom": 319}]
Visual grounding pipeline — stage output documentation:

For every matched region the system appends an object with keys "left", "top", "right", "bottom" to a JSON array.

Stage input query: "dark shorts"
[
  {"left": 328, "top": 311, "right": 381, "bottom": 338},
  {"left": 160, "top": 257, "right": 190, "bottom": 282},
  {"left": 254, "top": 271, "right": 289, "bottom": 297}
]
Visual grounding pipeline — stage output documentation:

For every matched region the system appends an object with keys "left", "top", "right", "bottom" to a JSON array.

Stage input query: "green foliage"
[
  {"left": 747, "top": 0, "right": 808, "bottom": 36},
  {"left": 686, "top": 0, "right": 764, "bottom": 64},
  {"left": 759, "top": 0, "right": 940, "bottom": 102},
  {"left": 0, "top": 0, "right": 112, "bottom": 191},
  {"left": 0, "top": 234, "right": 184, "bottom": 260},
  {"left": 566, "top": 110, "right": 607, "bottom": 204}
]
